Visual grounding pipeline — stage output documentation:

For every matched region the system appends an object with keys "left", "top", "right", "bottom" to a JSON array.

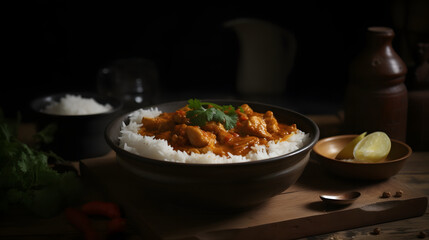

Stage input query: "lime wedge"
[
  {"left": 336, "top": 132, "right": 367, "bottom": 160},
  {"left": 353, "top": 131, "right": 391, "bottom": 163}
]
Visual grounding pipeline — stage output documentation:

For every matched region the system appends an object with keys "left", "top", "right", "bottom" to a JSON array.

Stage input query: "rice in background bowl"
[
  {"left": 42, "top": 94, "right": 113, "bottom": 115},
  {"left": 105, "top": 100, "right": 320, "bottom": 208},
  {"left": 31, "top": 92, "right": 123, "bottom": 160}
]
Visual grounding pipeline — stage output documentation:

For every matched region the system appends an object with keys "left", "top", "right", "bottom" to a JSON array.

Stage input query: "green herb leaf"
[
  {"left": 34, "top": 123, "right": 57, "bottom": 145},
  {"left": 187, "top": 98, "right": 202, "bottom": 109},
  {"left": 0, "top": 109, "right": 82, "bottom": 218},
  {"left": 186, "top": 99, "right": 238, "bottom": 130}
]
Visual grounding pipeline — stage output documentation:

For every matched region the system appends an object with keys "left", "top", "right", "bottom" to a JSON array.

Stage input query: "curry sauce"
[{"left": 138, "top": 104, "right": 297, "bottom": 157}]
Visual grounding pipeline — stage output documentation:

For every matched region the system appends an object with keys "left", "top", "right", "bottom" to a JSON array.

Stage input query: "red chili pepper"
[
  {"left": 81, "top": 201, "right": 121, "bottom": 219},
  {"left": 65, "top": 207, "right": 100, "bottom": 240}
]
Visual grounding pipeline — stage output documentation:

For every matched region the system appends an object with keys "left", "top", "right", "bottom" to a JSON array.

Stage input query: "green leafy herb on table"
[
  {"left": 186, "top": 98, "right": 239, "bottom": 130},
  {"left": 33, "top": 122, "right": 58, "bottom": 148},
  {"left": 0, "top": 109, "right": 82, "bottom": 218}
]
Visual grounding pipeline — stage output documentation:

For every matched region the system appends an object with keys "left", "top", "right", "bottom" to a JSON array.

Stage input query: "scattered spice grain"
[
  {"left": 394, "top": 190, "right": 403, "bottom": 198},
  {"left": 371, "top": 227, "right": 381, "bottom": 235},
  {"left": 381, "top": 192, "right": 391, "bottom": 198},
  {"left": 418, "top": 231, "right": 427, "bottom": 238}
]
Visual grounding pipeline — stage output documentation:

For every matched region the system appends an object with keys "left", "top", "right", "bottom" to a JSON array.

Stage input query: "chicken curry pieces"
[{"left": 138, "top": 101, "right": 298, "bottom": 157}]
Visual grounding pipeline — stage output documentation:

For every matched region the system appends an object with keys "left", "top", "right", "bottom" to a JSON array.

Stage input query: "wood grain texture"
[{"left": 77, "top": 153, "right": 428, "bottom": 240}]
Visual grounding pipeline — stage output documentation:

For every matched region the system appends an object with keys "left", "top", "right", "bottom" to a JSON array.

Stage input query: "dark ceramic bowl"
[
  {"left": 105, "top": 100, "right": 320, "bottom": 209},
  {"left": 31, "top": 92, "right": 123, "bottom": 160},
  {"left": 312, "top": 135, "right": 412, "bottom": 180}
]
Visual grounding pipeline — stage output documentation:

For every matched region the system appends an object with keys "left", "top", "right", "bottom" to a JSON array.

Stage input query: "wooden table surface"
[
  {"left": 302, "top": 115, "right": 429, "bottom": 240},
  {"left": 1, "top": 116, "right": 428, "bottom": 240},
  {"left": 300, "top": 151, "right": 429, "bottom": 240}
]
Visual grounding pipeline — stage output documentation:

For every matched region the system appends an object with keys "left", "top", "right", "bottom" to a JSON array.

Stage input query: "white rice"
[
  {"left": 43, "top": 94, "right": 113, "bottom": 115},
  {"left": 119, "top": 108, "right": 310, "bottom": 164}
]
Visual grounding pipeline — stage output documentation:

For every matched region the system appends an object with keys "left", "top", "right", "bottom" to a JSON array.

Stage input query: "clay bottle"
[{"left": 344, "top": 27, "right": 408, "bottom": 141}]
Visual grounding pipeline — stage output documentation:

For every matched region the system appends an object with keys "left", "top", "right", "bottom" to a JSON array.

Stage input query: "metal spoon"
[{"left": 320, "top": 191, "right": 361, "bottom": 205}]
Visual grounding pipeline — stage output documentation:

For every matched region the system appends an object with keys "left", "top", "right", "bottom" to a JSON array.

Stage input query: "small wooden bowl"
[{"left": 312, "top": 135, "right": 412, "bottom": 180}]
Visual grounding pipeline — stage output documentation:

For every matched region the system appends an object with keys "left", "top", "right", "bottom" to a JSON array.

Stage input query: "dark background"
[{"left": 3, "top": 1, "right": 428, "bottom": 121}]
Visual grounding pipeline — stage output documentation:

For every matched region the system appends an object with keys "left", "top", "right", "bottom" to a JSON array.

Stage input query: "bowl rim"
[
  {"left": 105, "top": 99, "right": 320, "bottom": 167},
  {"left": 30, "top": 91, "right": 123, "bottom": 117},
  {"left": 313, "top": 134, "right": 413, "bottom": 165}
]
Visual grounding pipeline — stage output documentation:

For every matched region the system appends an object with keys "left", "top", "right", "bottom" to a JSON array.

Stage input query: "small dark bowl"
[
  {"left": 105, "top": 100, "right": 320, "bottom": 209},
  {"left": 31, "top": 92, "right": 123, "bottom": 160},
  {"left": 312, "top": 135, "right": 412, "bottom": 180}
]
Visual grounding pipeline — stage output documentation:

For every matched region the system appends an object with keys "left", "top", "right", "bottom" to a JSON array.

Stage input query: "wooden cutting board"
[{"left": 80, "top": 152, "right": 428, "bottom": 240}]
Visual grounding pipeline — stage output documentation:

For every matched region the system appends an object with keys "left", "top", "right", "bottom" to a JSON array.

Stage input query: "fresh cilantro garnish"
[
  {"left": 186, "top": 99, "right": 238, "bottom": 130},
  {"left": 0, "top": 109, "right": 81, "bottom": 218}
]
